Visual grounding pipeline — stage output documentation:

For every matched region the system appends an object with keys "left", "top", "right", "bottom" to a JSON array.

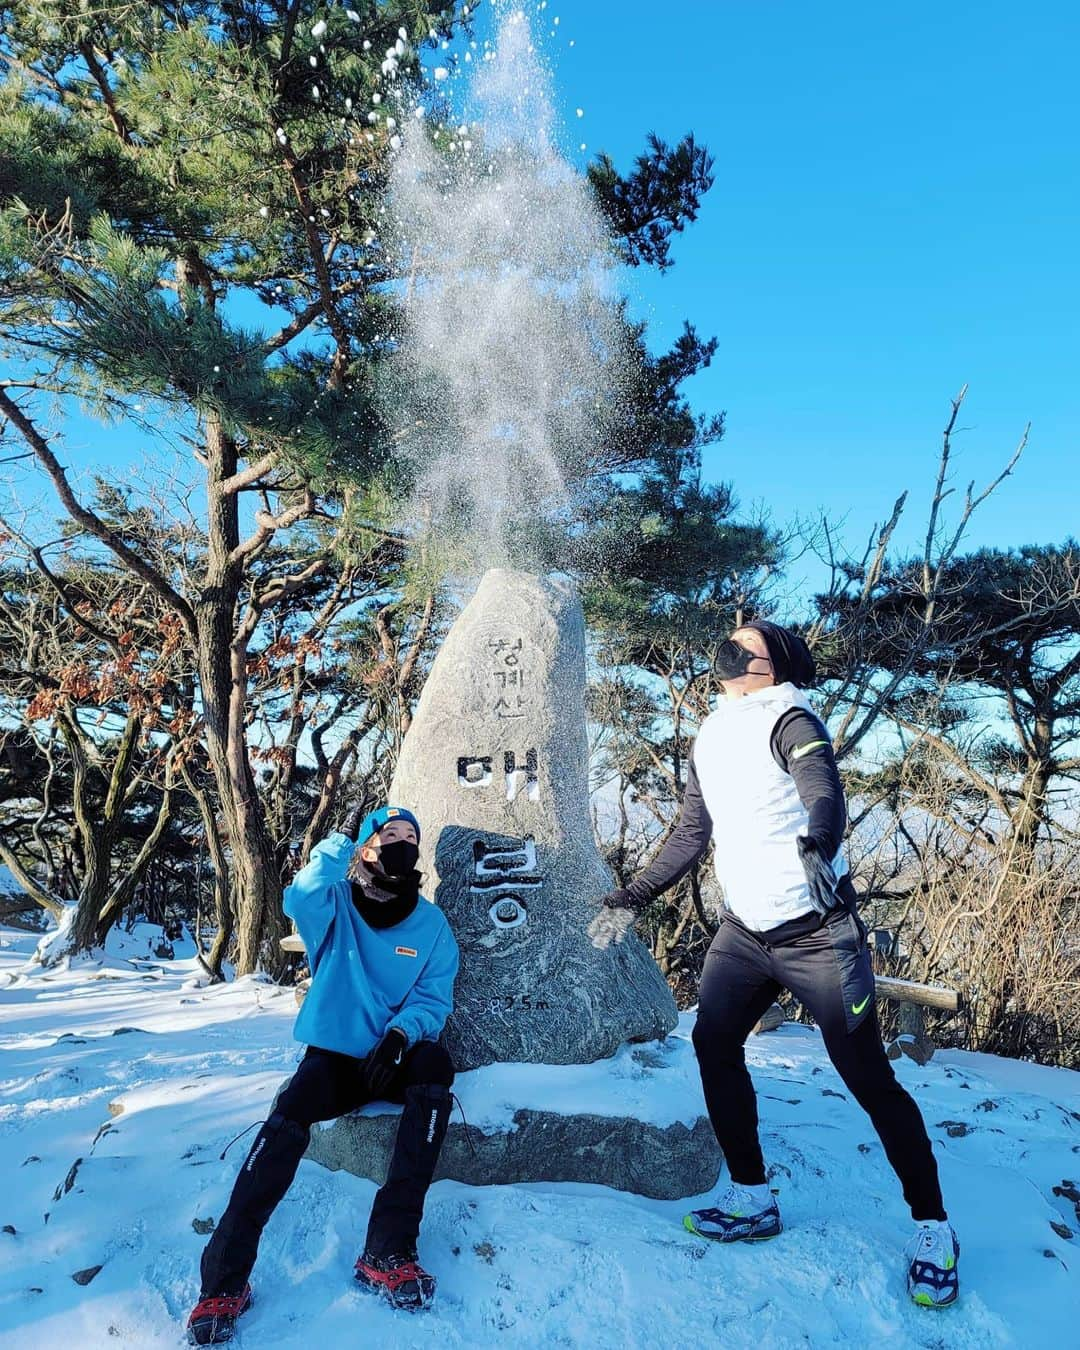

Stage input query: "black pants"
[
  {"left": 692, "top": 908, "right": 946, "bottom": 1222},
  {"left": 200, "top": 1040, "right": 454, "bottom": 1297}
]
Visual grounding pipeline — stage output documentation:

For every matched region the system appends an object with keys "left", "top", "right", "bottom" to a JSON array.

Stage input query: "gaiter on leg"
[
  {"left": 365, "top": 1084, "right": 451, "bottom": 1258},
  {"left": 200, "top": 1112, "right": 310, "bottom": 1296}
]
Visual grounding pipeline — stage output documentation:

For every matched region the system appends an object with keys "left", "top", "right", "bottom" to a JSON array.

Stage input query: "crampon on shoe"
[
  {"left": 906, "top": 1221, "right": 960, "bottom": 1308},
  {"left": 354, "top": 1249, "right": 436, "bottom": 1310},
  {"left": 683, "top": 1182, "right": 782, "bottom": 1243},
  {"left": 186, "top": 1284, "right": 252, "bottom": 1345}
]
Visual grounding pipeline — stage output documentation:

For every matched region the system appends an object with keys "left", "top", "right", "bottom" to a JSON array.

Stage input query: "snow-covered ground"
[{"left": 1, "top": 923, "right": 1078, "bottom": 1349}]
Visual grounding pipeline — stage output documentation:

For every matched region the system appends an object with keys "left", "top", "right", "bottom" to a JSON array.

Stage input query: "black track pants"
[
  {"left": 199, "top": 1040, "right": 455, "bottom": 1296},
  {"left": 692, "top": 909, "right": 946, "bottom": 1222}
]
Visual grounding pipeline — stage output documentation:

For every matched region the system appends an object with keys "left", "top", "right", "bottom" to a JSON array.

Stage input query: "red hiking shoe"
[
  {"left": 354, "top": 1249, "right": 436, "bottom": 1310},
  {"left": 186, "top": 1284, "right": 252, "bottom": 1345}
]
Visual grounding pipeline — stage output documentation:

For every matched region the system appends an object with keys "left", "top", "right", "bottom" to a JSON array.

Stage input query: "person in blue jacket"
[{"left": 188, "top": 805, "right": 459, "bottom": 1345}]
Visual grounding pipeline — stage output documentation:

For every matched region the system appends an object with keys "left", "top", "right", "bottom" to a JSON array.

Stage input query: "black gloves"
[
  {"left": 602, "top": 886, "right": 650, "bottom": 912},
  {"left": 342, "top": 803, "right": 366, "bottom": 843},
  {"left": 797, "top": 835, "right": 843, "bottom": 915},
  {"left": 362, "top": 1027, "right": 408, "bottom": 1098}
]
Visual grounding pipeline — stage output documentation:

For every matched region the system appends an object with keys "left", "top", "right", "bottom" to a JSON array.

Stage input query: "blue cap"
[{"left": 358, "top": 804, "right": 421, "bottom": 846}]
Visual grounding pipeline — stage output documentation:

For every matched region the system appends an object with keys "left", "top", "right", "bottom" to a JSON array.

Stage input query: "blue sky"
[
  {"left": 532, "top": 0, "right": 1078, "bottom": 585},
  {"left": 7, "top": 1, "right": 1076, "bottom": 605}
]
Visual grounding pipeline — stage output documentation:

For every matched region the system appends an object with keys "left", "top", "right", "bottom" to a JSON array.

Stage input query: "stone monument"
[
  {"left": 389, "top": 568, "right": 677, "bottom": 1069},
  {"left": 301, "top": 569, "right": 722, "bottom": 1199}
]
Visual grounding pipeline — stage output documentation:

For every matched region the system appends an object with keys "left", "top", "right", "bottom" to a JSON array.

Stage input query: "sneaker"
[
  {"left": 186, "top": 1284, "right": 252, "bottom": 1345},
  {"left": 683, "top": 1181, "right": 782, "bottom": 1243},
  {"left": 905, "top": 1220, "right": 960, "bottom": 1308},
  {"left": 354, "top": 1248, "right": 436, "bottom": 1310}
]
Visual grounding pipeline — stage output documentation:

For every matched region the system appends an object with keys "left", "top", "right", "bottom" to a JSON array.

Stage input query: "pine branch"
[
  {"left": 228, "top": 487, "right": 319, "bottom": 565},
  {"left": 253, "top": 557, "right": 329, "bottom": 614},
  {"left": 220, "top": 452, "right": 281, "bottom": 496},
  {"left": 0, "top": 518, "right": 127, "bottom": 661},
  {"left": 262, "top": 277, "right": 368, "bottom": 355},
  {"left": 0, "top": 50, "right": 94, "bottom": 111},
  {"left": 274, "top": 141, "right": 352, "bottom": 388},
  {"left": 77, "top": 40, "right": 132, "bottom": 145},
  {"left": 892, "top": 713, "right": 1011, "bottom": 819}
]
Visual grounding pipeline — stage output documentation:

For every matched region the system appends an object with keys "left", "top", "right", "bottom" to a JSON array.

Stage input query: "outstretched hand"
[
  {"left": 342, "top": 803, "right": 366, "bottom": 843},
  {"left": 587, "top": 906, "right": 637, "bottom": 950},
  {"left": 588, "top": 889, "right": 642, "bottom": 950}
]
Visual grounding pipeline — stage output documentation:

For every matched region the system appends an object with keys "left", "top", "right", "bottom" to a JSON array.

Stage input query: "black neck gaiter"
[{"left": 350, "top": 859, "right": 421, "bottom": 930}]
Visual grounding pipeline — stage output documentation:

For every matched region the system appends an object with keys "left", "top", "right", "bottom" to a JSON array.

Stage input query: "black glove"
[
  {"left": 342, "top": 803, "right": 366, "bottom": 843},
  {"left": 362, "top": 1027, "right": 408, "bottom": 1098},
  {"left": 797, "top": 836, "right": 842, "bottom": 916},
  {"left": 601, "top": 886, "right": 647, "bottom": 913}
]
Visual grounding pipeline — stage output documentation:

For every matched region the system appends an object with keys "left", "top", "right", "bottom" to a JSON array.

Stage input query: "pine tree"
[
  {"left": 1, "top": 2, "right": 731, "bottom": 969},
  {"left": 0, "top": 0, "right": 460, "bottom": 969}
]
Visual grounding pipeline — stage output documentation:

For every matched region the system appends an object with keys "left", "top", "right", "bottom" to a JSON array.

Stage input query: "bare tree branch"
[{"left": 0, "top": 391, "right": 198, "bottom": 638}]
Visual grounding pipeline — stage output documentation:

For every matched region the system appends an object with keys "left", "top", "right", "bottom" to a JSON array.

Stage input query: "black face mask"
[
  {"left": 714, "top": 639, "right": 768, "bottom": 682},
  {"left": 375, "top": 839, "right": 420, "bottom": 877}
]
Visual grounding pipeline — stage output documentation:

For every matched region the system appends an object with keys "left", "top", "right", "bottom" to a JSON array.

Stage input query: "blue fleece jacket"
[{"left": 283, "top": 832, "right": 459, "bottom": 1059}]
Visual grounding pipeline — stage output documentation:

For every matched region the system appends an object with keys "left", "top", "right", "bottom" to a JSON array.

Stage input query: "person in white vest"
[{"left": 588, "top": 621, "right": 959, "bottom": 1310}]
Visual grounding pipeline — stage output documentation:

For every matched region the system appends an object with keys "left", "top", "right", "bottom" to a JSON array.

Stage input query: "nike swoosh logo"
[
  {"left": 852, "top": 994, "right": 871, "bottom": 1016},
  {"left": 792, "top": 739, "right": 829, "bottom": 760}
]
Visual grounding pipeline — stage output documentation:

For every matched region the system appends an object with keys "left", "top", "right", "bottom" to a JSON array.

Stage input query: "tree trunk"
[
  {"left": 1012, "top": 755, "right": 1052, "bottom": 857},
  {"left": 65, "top": 713, "right": 130, "bottom": 954},
  {"left": 195, "top": 412, "right": 283, "bottom": 976},
  {"left": 184, "top": 764, "right": 233, "bottom": 979}
]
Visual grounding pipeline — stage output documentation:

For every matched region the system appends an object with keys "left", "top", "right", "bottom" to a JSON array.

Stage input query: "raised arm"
[
  {"left": 589, "top": 753, "right": 714, "bottom": 950},
  {"left": 283, "top": 831, "right": 355, "bottom": 961}
]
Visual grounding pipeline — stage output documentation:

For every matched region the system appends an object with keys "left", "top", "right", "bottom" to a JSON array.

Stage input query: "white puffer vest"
[{"left": 693, "top": 682, "right": 847, "bottom": 931}]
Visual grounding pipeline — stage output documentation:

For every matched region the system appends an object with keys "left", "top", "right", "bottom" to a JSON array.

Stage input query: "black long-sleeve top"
[{"left": 626, "top": 709, "right": 846, "bottom": 904}]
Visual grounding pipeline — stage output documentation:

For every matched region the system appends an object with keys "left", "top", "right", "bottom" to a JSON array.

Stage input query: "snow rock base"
[
  {"left": 305, "top": 1104, "right": 721, "bottom": 1201},
  {"left": 287, "top": 1024, "right": 724, "bottom": 1199}
]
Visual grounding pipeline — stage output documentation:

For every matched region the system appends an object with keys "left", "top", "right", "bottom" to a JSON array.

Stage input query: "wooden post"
[
  {"left": 877, "top": 976, "right": 961, "bottom": 1065},
  {"left": 887, "top": 1002, "right": 935, "bottom": 1065},
  {"left": 280, "top": 933, "right": 308, "bottom": 1005}
]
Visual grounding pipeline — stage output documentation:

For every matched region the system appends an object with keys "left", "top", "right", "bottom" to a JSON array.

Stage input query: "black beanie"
[{"left": 743, "top": 621, "right": 816, "bottom": 689}]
